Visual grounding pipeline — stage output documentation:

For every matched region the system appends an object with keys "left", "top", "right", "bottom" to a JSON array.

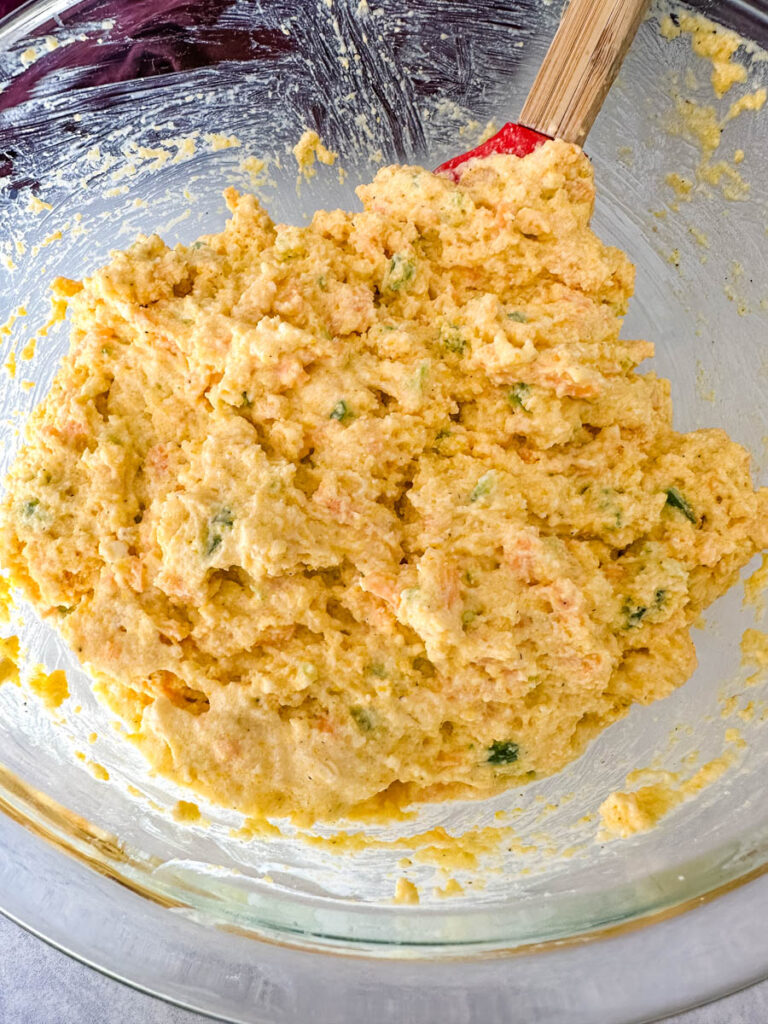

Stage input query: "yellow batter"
[{"left": 2, "top": 141, "right": 766, "bottom": 823}]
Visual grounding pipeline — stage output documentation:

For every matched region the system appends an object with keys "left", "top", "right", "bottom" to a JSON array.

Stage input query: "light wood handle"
[{"left": 519, "top": 0, "right": 651, "bottom": 146}]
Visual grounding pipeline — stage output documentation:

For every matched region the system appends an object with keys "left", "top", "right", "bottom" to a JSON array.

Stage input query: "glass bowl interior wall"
[{"left": 0, "top": 0, "right": 768, "bottom": 953}]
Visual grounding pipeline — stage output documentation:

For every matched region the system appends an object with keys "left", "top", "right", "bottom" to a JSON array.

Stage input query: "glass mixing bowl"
[{"left": 1, "top": 0, "right": 768, "bottom": 1020}]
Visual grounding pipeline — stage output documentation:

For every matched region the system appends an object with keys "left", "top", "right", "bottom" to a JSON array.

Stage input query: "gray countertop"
[{"left": 1, "top": 911, "right": 766, "bottom": 1024}]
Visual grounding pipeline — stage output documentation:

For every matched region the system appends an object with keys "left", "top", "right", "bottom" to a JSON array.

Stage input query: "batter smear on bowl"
[{"left": 2, "top": 141, "right": 766, "bottom": 823}]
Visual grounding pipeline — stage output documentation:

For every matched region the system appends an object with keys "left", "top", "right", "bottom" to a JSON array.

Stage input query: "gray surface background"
[{"left": 1, "top": 912, "right": 766, "bottom": 1024}]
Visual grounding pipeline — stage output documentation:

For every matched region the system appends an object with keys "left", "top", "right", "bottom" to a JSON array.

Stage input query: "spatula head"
[{"left": 434, "top": 122, "right": 550, "bottom": 180}]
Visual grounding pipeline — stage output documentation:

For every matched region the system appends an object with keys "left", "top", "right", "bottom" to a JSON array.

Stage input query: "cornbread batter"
[{"left": 2, "top": 141, "right": 765, "bottom": 822}]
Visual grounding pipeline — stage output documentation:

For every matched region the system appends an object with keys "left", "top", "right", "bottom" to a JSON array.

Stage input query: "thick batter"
[{"left": 2, "top": 141, "right": 765, "bottom": 822}]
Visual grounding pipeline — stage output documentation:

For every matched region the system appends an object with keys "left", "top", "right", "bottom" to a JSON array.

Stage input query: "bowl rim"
[{"left": 3, "top": 794, "right": 768, "bottom": 1023}]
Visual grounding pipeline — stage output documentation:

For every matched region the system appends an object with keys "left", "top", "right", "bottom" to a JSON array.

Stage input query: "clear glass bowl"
[{"left": 2, "top": 0, "right": 768, "bottom": 1020}]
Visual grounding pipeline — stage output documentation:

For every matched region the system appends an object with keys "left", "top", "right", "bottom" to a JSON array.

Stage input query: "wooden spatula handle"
[{"left": 519, "top": 0, "right": 651, "bottom": 146}]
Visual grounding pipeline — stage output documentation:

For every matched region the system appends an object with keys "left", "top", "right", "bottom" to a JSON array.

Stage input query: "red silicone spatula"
[{"left": 435, "top": 0, "right": 651, "bottom": 178}]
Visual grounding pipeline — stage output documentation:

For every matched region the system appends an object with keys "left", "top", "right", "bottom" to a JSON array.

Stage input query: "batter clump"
[{"left": 2, "top": 141, "right": 765, "bottom": 822}]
